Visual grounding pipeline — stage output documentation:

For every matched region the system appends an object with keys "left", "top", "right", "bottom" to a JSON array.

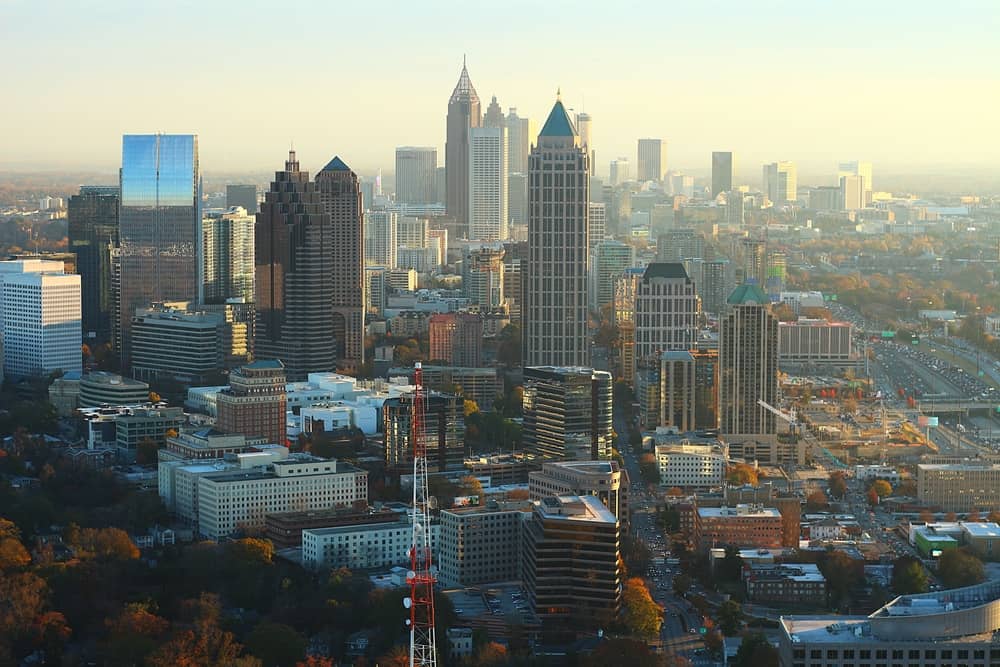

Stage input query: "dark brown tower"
[{"left": 445, "top": 59, "right": 481, "bottom": 230}]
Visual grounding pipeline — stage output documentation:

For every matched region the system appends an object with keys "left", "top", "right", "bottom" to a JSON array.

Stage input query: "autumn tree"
[
  {"left": 466, "top": 642, "right": 508, "bottom": 666},
  {"left": 65, "top": 525, "right": 139, "bottom": 561},
  {"left": 244, "top": 622, "right": 306, "bottom": 667},
  {"left": 869, "top": 480, "right": 892, "bottom": 499},
  {"left": 147, "top": 593, "right": 261, "bottom": 667},
  {"left": 620, "top": 577, "right": 663, "bottom": 638},
  {"left": 0, "top": 517, "right": 31, "bottom": 570},
  {"left": 891, "top": 556, "right": 928, "bottom": 594},
  {"left": 819, "top": 549, "right": 861, "bottom": 608},
  {"left": 583, "top": 638, "right": 664, "bottom": 667},
  {"left": 717, "top": 599, "right": 742, "bottom": 635},
  {"left": 806, "top": 490, "right": 829, "bottom": 512},
  {"left": 827, "top": 471, "right": 848, "bottom": 499},
  {"left": 103, "top": 603, "right": 170, "bottom": 667},
  {"left": 374, "top": 645, "right": 410, "bottom": 667},
  {"left": 726, "top": 463, "right": 759, "bottom": 486}
]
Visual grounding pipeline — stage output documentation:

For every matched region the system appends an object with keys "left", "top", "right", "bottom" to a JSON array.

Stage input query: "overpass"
[{"left": 915, "top": 400, "right": 996, "bottom": 415}]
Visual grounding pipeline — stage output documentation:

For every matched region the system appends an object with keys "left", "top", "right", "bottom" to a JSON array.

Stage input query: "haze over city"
[{"left": 2, "top": 0, "right": 998, "bottom": 178}]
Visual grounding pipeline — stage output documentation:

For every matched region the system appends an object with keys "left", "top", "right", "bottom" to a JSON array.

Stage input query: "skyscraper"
[
  {"left": 576, "top": 111, "right": 594, "bottom": 167},
  {"left": 525, "top": 94, "right": 590, "bottom": 367},
  {"left": 504, "top": 108, "right": 532, "bottom": 176},
  {"left": 365, "top": 211, "right": 397, "bottom": 269},
  {"left": 254, "top": 151, "right": 336, "bottom": 380},
  {"left": 316, "top": 156, "right": 366, "bottom": 370},
  {"left": 68, "top": 185, "right": 118, "bottom": 343},
  {"left": 719, "top": 284, "right": 778, "bottom": 437},
  {"left": 839, "top": 174, "right": 864, "bottom": 211},
  {"left": 700, "top": 259, "right": 730, "bottom": 316},
  {"left": 588, "top": 202, "right": 607, "bottom": 252},
  {"left": 216, "top": 359, "right": 287, "bottom": 446},
  {"left": 445, "top": 60, "right": 482, "bottom": 227},
  {"left": 609, "top": 158, "right": 630, "bottom": 186},
  {"left": 118, "top": 134, "right": 199, "bottom": 362},
  {"left": 483, "top": 94, "right": 504, "bottom": 128},
  {"left": 742, "top": 238, "right": 766, "bottom": 286},
  {"left": 711, "top": 151, "right": 735, "bottom": 197},
  {"left": 634, "top": 263, "right": 698, "bottom": 363},
  {"left": 202, "top": 206, "right": 254, "bottom": 304},
  {"left": 762, "top": 161, "right": 797, "bottom": 203},
  {"left": 468, "top": 126, "right": 508, "bottom": 241},
  {"left": 838, "top": 160, "right": 873, "bottom": 205},
  {"left": 522, "top": 366, "right": 613, "bottom": 461},
  {"left": 591, "top": 240, "right": 634, "bottom": 312},
  {"left": 462, "top": 244, "right": 505, "bottom": 309},
  {"left": 637, "top": 138, "right": 666, "bottom": 182},
  {"left": 395, "top": 147, "right": 438, "bottom": 205}
]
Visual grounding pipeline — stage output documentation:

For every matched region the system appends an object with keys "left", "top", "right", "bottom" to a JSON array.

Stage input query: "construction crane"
[
  {"left": 757, "top": 399, "right": 800, "bottom": 434},
  {"left": 405, "top": 362, "right": 438, "bottom": 667}
]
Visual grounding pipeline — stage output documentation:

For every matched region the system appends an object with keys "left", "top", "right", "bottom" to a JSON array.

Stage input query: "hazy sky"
[{"left": 2, "top": 0, "right": 998, "bottom": 183}]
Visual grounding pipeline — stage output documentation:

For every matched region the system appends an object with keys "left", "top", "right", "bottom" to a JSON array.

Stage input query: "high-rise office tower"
[
  {"left": 508, "top": 173, "right": 528, "bottom": 228},
  {"left": 226, "top": 184, "right": 258, "bottom": 214},
  {"left": 118, "top": 134, "right": 199, "bottom": 362},
  {"left": 365, "top": 210, "right": 397, "bottom": 269},
  {"left": 68, "top": 185, "right": 118, "bottom": 343},
  {"left": 657, "top": 229, "right": 704, "bottom": 262},
  {"left": 202, "top": 206, "right": 255, "bottom": 304},
  {"left": 254, "top": 150, "right": 336, "bottom": 380},
  {"left": 468, "top": 126, "right": 508, "bottom": 241},
  {"left": 742, "top": 238, "right": 766, "bottom": 286},
  {"left": 839, "top": 174, "right": 864, "bottom": 211},
  {"left": 445, "top": 60, "right": 482, "bottom": 226},
  {"left": 429, "top": 313, "right": 482, "bottom": 367},
  {"left": 397, "top": 216, "right": 428, "bottom": 250},
  {"left": 634, "top": 263, "right": 698, "bottom": 363},
  {"left": 700, "top": 259, "right": 730, "bottom": 316},
  {"left": 316, "top": 156, "right": 366, "bottom": 370},
  {"left": 762, "top": 161, "right": 797, "bottom": 203},
  {"left": 394, "top": 147, "right": 438, "bottom": 205},
  {"left": 522, "top": 366, "right": 613, "bottom": 460},
  {"left": 726, "top": 190, "right": 746, "bottom": 226},
  {"left": 765, "top": 251, "right": 786, "bottom": 295},
  {"left": 658, "top": 351, "right": 696, "bottom": 433},
  {"left": 525, "top": 94, "right": 590, "bottom": 367},
  {"left": 504, "top": 108, "right": 532, "bottom": 176},
  {"left": 591, "top": 240, "right": 634, "bottom": 312},
  {"left": 711, "top": 151, "right": 735, "bottom": 197},
  {"left": 719, "top": 284, "right": 778, "bottom": 437},
  {"left": 576, "top": 111, "right": 594, "bottom": 167},
  {"left": 462, "top": 244, "right": 505, "bottom": 309},
  {"left": 837, "top": 160, "right": 872, "bottom": 205},
  {"left": 588, "top": 202, "right": 606, "bottom": 252},
  {"left": 669, "top": 173, "right": 695, "bottom": 198},
  {"left": 692, "top": 347, "right": 720, "bottom": 429},
  {"left": 637, "top": 138, "right": 666, "bottom": 182},
  {"left": 609, "top": 157, "right": 630, "bottom": 186},
  {"left": 0, "top": 260, "right": 82, "bottom": 379},
  {"left": 483, "top": 95, "right": 504, "bottom": 128}
]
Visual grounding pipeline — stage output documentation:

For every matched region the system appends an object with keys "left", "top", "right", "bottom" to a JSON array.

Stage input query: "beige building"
[
  {"left": 917, "top": 463, "right": 1000, "bottom": 512},
  {"left": 655, "top": 443, "right": 726, "bottom": 489},
  {"left": 528, "top": 460, "right": 628, "bottom": 522}
]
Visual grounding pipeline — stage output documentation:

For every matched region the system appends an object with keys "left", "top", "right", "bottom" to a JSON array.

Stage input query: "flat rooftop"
[
  {"left": 535, "top": 495, "right": 617, "bottom": 524},
  {"left": 699, "top": 506, "right": 781, "bottom": 519},
  {"left": 918, "top": 463, "right": 1000, "bottom": 471}
]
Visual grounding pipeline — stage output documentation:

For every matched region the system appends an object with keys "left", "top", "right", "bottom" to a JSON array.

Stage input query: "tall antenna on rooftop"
[{"left": 406, "top": 362, "right": 437, "bottom": 667}]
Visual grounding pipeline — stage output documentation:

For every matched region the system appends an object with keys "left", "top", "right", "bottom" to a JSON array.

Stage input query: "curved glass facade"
[{"left": 119, "top": 134, "right": 199, "bottom": 360}]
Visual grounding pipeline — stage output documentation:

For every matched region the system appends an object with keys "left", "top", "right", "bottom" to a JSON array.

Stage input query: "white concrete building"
[
  {"left": 655, "top": 442, "right": 726, "bottom": 488},
  {"left": 302, "top": 515, "right": 439, "bottom": 571},
  {"left": 468, "top": 127, "right": 508, "bottom": 242},
  {"left": 0, "top": 259, "right": 81, "bottom": 379},
  {"left": 364, "top": 210, "right": 397, "bottom": 268}
]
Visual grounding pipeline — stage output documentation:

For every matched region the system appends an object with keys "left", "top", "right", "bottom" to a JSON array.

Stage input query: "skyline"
[{"left": 2, "top": 1, "right": 998, "bottom": 179}]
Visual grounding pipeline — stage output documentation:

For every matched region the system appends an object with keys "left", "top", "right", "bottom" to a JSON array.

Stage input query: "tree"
[
  {"left": 467, "top": 642, "right": 507, "bottom": 666},
  {"left": 988, "top": 510, "right": 1000, "bottom": 524},
  {"left": 938, "top": 549, "right": 986, "bottom": 589},
  {"left": 716, "top": 599, "right": 742, "bottom": 636},
  {"left": 869, "top": 480, "right": 892, "bottom": 499},
  {"left": 828, "top": 471, "right": 848, "bottom": 499},
  {"left": 496, "top": 324, "right": 522, "bottom": 367},
  {"left": 0, "top": 518, "right": 30, "bottom": 570},
  {"left": 584, "top": 638, "right": 663, "bottom": 667},
  {"left": 373, "top": 646, "right": 410, "bottom": 667},
  {"left": 136, "top": 437, "right": 161, "bottom": 465},
  {"left": 458, "top": 476, "right": 484, "bottom": 504},
  {"left": 866, "top": 489, "right": 879, "bottom": 506},
  {"left": 620, "top": 577, "right": 663, "bottom": 638},
  {"left": 819, "top": 550, "right": 860, "bottom": 608},
  {"left": 806, "top": 490, "right": 829, "bottom": 512},
  {"left": 639, "top": 453, "right": 659, "bottom": 484},
  {"left": 147, "top": 594, "right": 260, "bottom": 667},
  {"left": 967, "top": 510, "right": 981, "bottom": 522},
  {"left": 726, "top": 463, "right": 759, "bottom": 486},
  {"left": 667, "top": 487, "right": 684, "bottom": 498},
  {"left": 0, "top": 572, "right": 47, "bottom": 648},
  {"left": 245, "top": 622, "right": 306, "bottom": 667},
  {"left": 463, "top": 399, "right": 479, "bottom": 418},
  {"left": 891, "top": 556, "right": 928, "bottom": 594},
  {"left": 732, "top": 633, "right": 779, "bottom": 667},
  {"left": 896, "top": 480, "right": 917, "bottom": 497},
  {"left": 103, "top": 603, "right": 170, "bottom": 667},
  {"left": 704, "top": 629, "right": 724, "bottom": 655},
  {"left": 65, "top": 526, "right": 139, "bottom": 561}
]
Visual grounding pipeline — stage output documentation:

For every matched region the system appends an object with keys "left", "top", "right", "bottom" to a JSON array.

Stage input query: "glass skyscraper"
[
  {"left": 118, "top": 134, "right": 200, "bottom": 362},
  {"left": 68, "top": 185, "right": 119, "bottom": 343}
]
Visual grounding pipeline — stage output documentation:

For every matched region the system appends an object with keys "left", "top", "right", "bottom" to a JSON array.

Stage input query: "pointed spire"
[
  {"left": 557, "top": 87, "right": 562, "bottom": 101},
  {"left": 450, "top": 57, "right": 480, "bottom": 104},
  {"left": 286, "top": 145, "right": 299, "bottom": 172},
  {"left": 538, "top": 92, "right": 577, "bottom": 138}
]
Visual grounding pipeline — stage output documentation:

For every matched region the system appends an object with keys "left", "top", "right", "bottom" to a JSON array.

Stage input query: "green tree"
[
  {"left": 938, "top": 549, "right": 986, "bottom": 589},
  {"left": 818, "top": 550, "right": 860, "bottom": 608},
  {"left": 496, "top": 324, "right": 522, "bottom": 367},
  {"left": 244, "top": 622, "right": 306, "bottom": 667},
  {"left": 733, "top": 632, "right": 779, "bottom": 667},
  {"left": 583, "top": 638, "right": 663, "bottom": 667},
  {"left": 828, "top": 471, "right": 848, "bottom": 499},
  {"left": 620, "top": 577, "right": 663, "bottom": 639},
  {"left": 891, "top": 556, "right": 929, "bottom": 594},
  {"left": 673, "top": 572, "right": 692, "bottom": 596},
  {"left": 717, "top": 599, "right": 742, "bottom": 636}
]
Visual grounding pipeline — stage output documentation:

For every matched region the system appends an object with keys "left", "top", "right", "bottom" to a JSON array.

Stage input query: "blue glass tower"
[{"left": 118, "top": 134, "right": 200, "bottom": 363}]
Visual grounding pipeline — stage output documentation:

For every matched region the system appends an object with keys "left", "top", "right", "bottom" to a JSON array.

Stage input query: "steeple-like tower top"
[
  {"left": 538, "top": 94, "right": 578, "bottom": 138},
  {"left": 449, "top": 59, "right": 480, "bottom": 105},
  {"left": 320, "top": 155, "right": 351, "bottom": 173},
  {"left": 286, "top": 149, "right": 299, "bottom": 172}
]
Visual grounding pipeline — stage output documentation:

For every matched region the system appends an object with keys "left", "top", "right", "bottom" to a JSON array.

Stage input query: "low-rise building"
[
  {"left": 694, "top": 504, "right": 783, "bottom": 552},
  {"left": 917, "top": 463, "right": 1000, "bottom": 512},
  {"left": 744, "top": 562, "right": 826, "bottom": 606},
  {"left": 655, "top": 442, "right": 726, "bottom": 489},
  {"left": 80, "top": 404, "right": 186, "bottom": 458},
  {"left": 78, "top": 371, "right": 150, "bottom": 408},
  {"left": 438, "top": 502, "right": 531, "bottom": 587},
  {"left": 302, "top": 514, "right": 438, "bottom": 570},
  {"left": 265, "top": 507, "right": 400, "bottom": 549},
  {"left": 464, "top": 454, "right": 530, "bottom": 486}
]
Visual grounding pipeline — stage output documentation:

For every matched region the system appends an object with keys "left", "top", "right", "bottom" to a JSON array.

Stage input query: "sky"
[{"left": 2, "top": 0, "right": 998, "bottom": 184}]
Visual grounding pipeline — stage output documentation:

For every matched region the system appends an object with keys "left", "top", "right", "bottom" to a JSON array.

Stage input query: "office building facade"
[
  {"left": 395, "top": 147, "right": 438, "bottom": 205},
  {"left": 365, "top": 210, "right": 397, "bottom": 269},
  {"left": 637, "top": 138, "right": 666, "bottom": 182},
  {"left": 446, "top": 61, "right": 482, "bottom": 227},
  {"left": 67, "top": 185, "right": 118, "bottom": 343},
  {"left": 438, "top": 504, "right": 528, "bottom": 587},
  {"left": 634, "top": 263, "right": 698, "bottom": 362},
  {"left": 528, "top": 460, "right": 628, "bottom": 522},
  {"left": 719, "top": 285, "right": 778, "bottom": 437},
  {"left": 384, "top": 391, "right": 465, "bottom": 473},
  {"left": 216, "top": 359, "right": 287, "bottom": 445},
  {"left": 762, "top": 161, "right": 797, "bottom": 203},
  {"left": 316, "top": 156, "right": 366, "bottom": 369},
  {"left": 591, "top": 240, "right": 634, "bottom": 312},
  {"left": 255, "top": 151, "right": 336, "bottom": 380},
  {"left": 525, "top": 96, "right": 590, "bottom": 367},
  {"left": 468, "top": 127, "right": 508, "bottom": 241},
  {"left": 202, "top": 206, "right": 255, "bottom": 304},
  {"left": 462, "top": 245, "right": 505, "bottom": 309},
  {"left": 522, "top": 366, "right": 613, "bottom": 461},
  {"left": 711, "top": 151, "right": 734, "bottom": 197},
  {"left": 119, "top": 134, "right": 199, "bottom": 364},
  {"left": 225, "top": 184, "right": 257, "bottom": 213}
]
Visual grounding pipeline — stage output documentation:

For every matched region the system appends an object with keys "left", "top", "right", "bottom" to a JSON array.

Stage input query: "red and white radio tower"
[{"left": 405, "top": 362, "right": 437, "bottom": 667}]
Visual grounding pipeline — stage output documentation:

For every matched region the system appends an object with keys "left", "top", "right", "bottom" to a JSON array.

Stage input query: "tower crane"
[{"left": 757, "top": 399, "right": 800, "bottom": 435}]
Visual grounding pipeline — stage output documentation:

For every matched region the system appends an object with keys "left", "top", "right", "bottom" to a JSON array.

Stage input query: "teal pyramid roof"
[
  {"left": 727, "top": 283, "right": 770, "bottom": 305},
  {"left": 321, "top": 156, "right": 351, "bottom": 172},
  {"left": 539, "top": 99, "right": 577, "bottom": 138}
]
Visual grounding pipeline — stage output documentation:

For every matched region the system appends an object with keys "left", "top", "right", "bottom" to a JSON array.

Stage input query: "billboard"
[
  {"left": 917, "top": 416, "right": 939, "bottom": 428},
  {"left": 452, "top": 495, "right": 481, "bottom": 508}
]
